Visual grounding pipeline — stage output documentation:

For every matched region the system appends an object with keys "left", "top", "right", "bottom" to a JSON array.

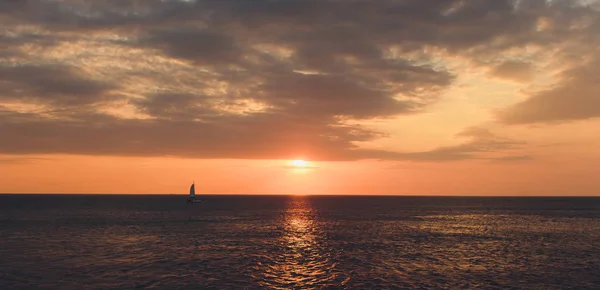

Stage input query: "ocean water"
[{"left": 1, "top": 195, "right": 599, "bottom": 289}]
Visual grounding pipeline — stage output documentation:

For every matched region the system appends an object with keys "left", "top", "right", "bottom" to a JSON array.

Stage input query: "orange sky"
[{"left": 1, "top": 0, "right": 600, "bottom": 195}]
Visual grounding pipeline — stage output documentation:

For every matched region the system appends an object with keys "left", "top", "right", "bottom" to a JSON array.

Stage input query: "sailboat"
[{"left": 187, "top": 181, "right": 202, "bottom": 203}]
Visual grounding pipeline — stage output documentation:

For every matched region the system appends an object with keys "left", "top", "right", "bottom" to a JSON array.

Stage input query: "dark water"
[{"left": 1, "top": 195, "right": 599, "bottom": 289}]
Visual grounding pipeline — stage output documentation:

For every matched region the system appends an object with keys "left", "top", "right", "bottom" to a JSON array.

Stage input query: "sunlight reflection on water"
[
  {"left": 2, "top": 195, "right": 599, "bottom": 289},
  {"left": 256, "top": 196, "right": 343, "bottom": 289}
]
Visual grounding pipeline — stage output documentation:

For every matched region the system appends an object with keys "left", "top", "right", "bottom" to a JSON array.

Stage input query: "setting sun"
[{"left": 291, "top": 160, "right": 309, "bottom": 167}]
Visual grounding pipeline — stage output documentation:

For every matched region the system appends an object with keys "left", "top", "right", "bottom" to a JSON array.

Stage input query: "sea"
[{"left": 1, "top": 195, "right": 599, "bottom": 289}]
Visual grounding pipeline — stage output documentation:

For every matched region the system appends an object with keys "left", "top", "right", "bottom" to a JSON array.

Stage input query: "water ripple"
[{"left": 1, "top": 195, "right": 599, "bottom": 289}]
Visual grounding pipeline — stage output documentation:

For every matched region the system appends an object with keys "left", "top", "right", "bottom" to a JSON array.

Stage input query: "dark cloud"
[
  {"left": 258, "top": 73, "right": 423, "bottom": 119},
  {"left": 0, "top": 0, "right": 192, "bottom": 31},
  {"left": 0, "top": 64, "right": 116, "bottom": 106},
  {"left": 0, "top": 0, "right": 598, "bottom": 160},
  {"left": 140, "top": 29, "right": 241, "bottom": 65},
  {"left": 0, "top": 0, "right": 590, "bottom": 51},
  {"left": 499, "top": 58, "right": 600, "bottom": 124},
  {"left": 132, "top": 93, "right": 218, "bottom": 121},
  {"left": 0, "top": 31, "right": 59, "bottom": 59},
  {"left": 0, "top": 110, "right": 392, "bottom": 161},
  {"left": 489, "top": 61, "right": 534, "bottom": 82},
  {"left": 0, "top": 109, "right": 529, "bottom": 162}
]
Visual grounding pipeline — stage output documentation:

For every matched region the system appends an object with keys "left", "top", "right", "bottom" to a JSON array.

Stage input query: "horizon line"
[{"left": 1, "top": 193, "right": 599, "bottom": 197}]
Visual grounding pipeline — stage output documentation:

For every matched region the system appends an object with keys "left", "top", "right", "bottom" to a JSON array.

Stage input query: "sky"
[{"left": 1, "top": 0, "right": 600, "bottom": 195}]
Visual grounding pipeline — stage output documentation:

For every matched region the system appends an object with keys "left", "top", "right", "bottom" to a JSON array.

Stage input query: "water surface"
[{"left": 1, "top": 195, "right": 599, "bottom": 289}]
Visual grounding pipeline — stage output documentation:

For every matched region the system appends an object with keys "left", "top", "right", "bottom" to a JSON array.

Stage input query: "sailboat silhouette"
[{"left": 187, "top": 181, "right": 202, "bottom": 203}]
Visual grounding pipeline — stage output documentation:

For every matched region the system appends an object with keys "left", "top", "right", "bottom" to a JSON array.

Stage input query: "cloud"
[
  {"left": 132, "top": 92, "right": 218, "bottom": 121},
  {"left": 0, "top": 110, "right": 388, "bottom": 160},
  {"left": 0, "top": 64, "right": 117, "bottom": 106},
  {"left": 488, "top": 61, "right": 534, "bottom": 82},
  {"left": 380, "top": 127, "right": 527, "bottom": 162},
  {"left": 0, "top": 109, "right": 528, "bottom": 162},
  {"left": 257, "top": 72, "right": 442, "bottom": 119},
  {"left": 0, "top": 156, "right": 51, "bottom": 165},
  {"left": 490, "top": 155, "right": 534, "bottom": 163},
  {"left": 139, "top": 29, "right": 241, "bottom": 66},
  {"left": 0, "top": 31, "right": 59, "bottom": 59},
  {"left": 0, "top": 0, "right": 598, "bottom": 161},
  {"left": 498, "top": 58, "right": 600, "bottom": 124}
]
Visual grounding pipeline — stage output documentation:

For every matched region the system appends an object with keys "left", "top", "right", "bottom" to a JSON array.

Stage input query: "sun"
[{"left": 291, "top": 159, "right": 309, "bottom": 167}]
